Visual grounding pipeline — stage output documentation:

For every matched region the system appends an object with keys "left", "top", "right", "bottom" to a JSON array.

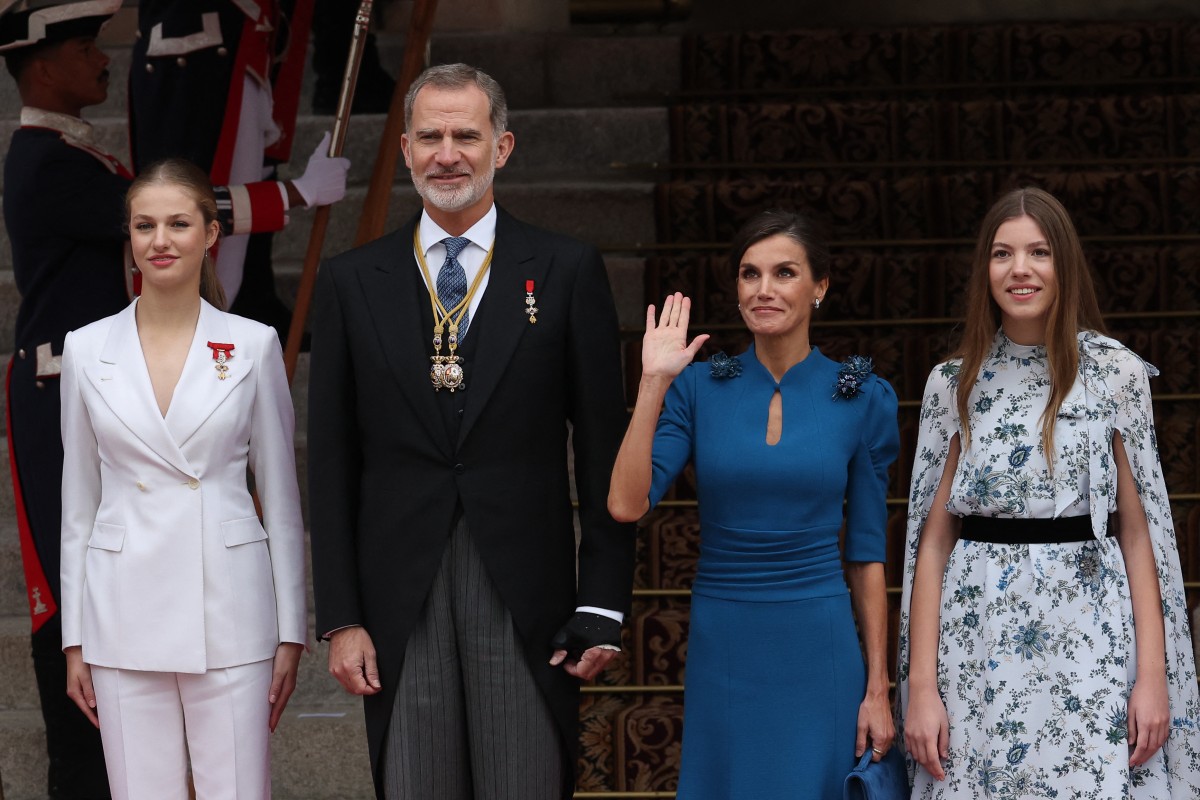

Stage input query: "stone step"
[
  {"left": 0, "top": 614, "right": 34, "bottom": 710},
  {"left": 267, "top": 181, "right": 656, "bottom": 263},
  {"left": 0, "top": 702, "right": 376, "bottom": 800},
  {"left": 0, "top": 105, "right": 667, "bottom": 193},
  {"left": 419, "top": 32, "right": 680, "bottom": 109},
  {"left": 0, "top": 708, "right": 49, "bottom": 800},
  {"left": 285, "top": 106, "right": 668, "bottom": 183},
  {"left": 0, "top": 31, "right": 681, "bottom": 124},
  {"left": 0, "top": 536, "right": 27, "bottom": 631}
]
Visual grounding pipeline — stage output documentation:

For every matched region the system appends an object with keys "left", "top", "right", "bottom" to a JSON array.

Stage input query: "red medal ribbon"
[
  {"left": 526, "top": 280, "right": 535, "bottom": 293},
  {"left": 207, "top": 342, "right": 235, "bottom": 360}
]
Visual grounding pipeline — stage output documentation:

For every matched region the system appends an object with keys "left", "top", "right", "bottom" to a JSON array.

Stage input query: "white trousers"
[{"left": 90, "top": 659, "right": 273, "bottom": 800}]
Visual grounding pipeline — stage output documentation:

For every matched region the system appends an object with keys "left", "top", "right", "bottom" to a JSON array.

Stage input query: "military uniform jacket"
[
  {"left": 130, "top": 0, "right": 312, "bottom": 179},
  {"left": 5, "top": 111, "right": 133, "bottom": 630}
]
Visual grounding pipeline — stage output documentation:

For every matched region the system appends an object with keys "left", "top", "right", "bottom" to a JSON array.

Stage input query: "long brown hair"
[
  {"left": 953, "top": 187, "right": 1106, "bottom": 460},
  {"left": 126, "top": 158, "right": 227, "bottom": 310}
]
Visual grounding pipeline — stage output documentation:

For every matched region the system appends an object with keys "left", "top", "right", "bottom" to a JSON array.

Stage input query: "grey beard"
[{"left": 413, "top": 165, "right": 495, "bottom": 213}]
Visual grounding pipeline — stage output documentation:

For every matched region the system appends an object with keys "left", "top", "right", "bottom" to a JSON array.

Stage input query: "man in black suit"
[{"left": 308, "top": 63, "right": 636, "bottom": 799}]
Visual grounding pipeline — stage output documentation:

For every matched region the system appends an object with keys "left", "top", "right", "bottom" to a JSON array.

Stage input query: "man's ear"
[
  {"left": 400, "top": 133, "right": 413, "bottom": 169},
  {"left": 25, "top": 53, "right": 56, "bottom": 91},
  {"left": 494, "top": 131, "right": 515, "bottom": 169}
]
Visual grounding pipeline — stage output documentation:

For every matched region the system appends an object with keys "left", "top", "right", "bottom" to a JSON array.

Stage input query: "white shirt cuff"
[{"left": 575, "top": 606, "right": 623, "bottom": 624}]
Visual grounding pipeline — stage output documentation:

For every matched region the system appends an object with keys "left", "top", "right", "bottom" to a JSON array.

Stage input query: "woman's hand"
[
  {"left": 268, "top": 642, "right": 305, "bottom": 733},
  {"left": 641, "top": 293, "right": 709, "bottom": 380},
  {"left": 904, "top": 687, "right": 949, "bottom": 780},
  {"left": 64, "top": 646, "right": 99, "bottom": 728},
  {"left": 856, "top": 689, "right": 895, "bottom": 761},
  {"left": 1127, "top": 669, "right": 1170, "bottom": 767}
]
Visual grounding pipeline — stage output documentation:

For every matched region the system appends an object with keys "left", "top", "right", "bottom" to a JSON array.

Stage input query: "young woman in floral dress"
[{"left": 897, "top": 187, "right": 1200, "bottom": 798}]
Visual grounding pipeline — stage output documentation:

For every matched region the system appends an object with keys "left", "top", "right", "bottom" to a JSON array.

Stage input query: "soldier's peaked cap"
[{"left": 0, "top": 0, "right": 121, "bottom": 54}]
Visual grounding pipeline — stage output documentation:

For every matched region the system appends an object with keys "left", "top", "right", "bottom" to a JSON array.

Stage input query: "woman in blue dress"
[{"left": 609, "top": 209, "right": 900, "bottom": 798}]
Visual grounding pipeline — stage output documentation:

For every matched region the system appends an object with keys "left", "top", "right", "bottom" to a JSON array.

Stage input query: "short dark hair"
[
  {"left": 4, "top": 38, "right": 57, "bottom": 82},
  {"left": 404, "top": 63, "right": 508, "bottom": 138},
  {"left": 728, "top": 209, "right": 831, "bottom": 282}
]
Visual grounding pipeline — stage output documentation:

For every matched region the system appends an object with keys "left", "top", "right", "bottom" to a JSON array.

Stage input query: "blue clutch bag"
[{"left": 843, "top": 746, "right": 908, "bottom": 800}]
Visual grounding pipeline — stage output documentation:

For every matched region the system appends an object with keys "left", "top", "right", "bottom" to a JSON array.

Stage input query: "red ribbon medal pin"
[
  {"left": 207, "top": 342, "right": 235, "bottom": 380},
  {"left": 525, "top": 280, "right": 539, "bottom": 324}
]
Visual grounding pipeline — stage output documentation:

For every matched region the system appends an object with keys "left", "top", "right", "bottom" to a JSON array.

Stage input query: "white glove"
[{"left": 291, "top": 132, "right": 350, "bottom": 208}]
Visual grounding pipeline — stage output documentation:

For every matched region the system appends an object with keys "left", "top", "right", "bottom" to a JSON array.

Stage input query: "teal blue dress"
[{"left": 649, "top": 346, "right": 899, "bottom": 799}]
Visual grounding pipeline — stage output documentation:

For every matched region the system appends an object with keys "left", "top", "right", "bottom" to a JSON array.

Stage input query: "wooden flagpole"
[{"left": 284, "top": 0, "right": 375, "bottom": 383}]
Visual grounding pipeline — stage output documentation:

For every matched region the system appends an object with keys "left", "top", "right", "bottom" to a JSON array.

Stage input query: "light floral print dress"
[{"left": 896, "top": 330, "right": 1200, "bottom": 799}]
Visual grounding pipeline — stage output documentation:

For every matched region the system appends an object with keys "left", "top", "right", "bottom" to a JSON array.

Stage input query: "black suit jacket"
[{"left": 308, "top": 208, "right": 635, "bottom": 797}]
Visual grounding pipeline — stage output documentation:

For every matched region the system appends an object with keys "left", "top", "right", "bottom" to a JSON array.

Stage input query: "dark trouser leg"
[
  {"left": 382, "top": 519, "right": 563, "bottom": 800},
  {"left": 383, "top": 525, "right": 472, "bottom": 800},
  {"left": 449, "top": 520, "right": 564, "bottom": 798},
  {"left": 32, "top": 616, "right": 111, "bottom": 800}
]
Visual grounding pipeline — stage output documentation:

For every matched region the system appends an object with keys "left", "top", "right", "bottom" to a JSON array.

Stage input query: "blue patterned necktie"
[{"left": 436, "top": 236, "right": 471, "bottom": 340}]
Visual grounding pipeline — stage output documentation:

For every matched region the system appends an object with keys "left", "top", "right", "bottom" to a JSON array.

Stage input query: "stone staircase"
[{"left": 0, "top": 29, "right": 679, "bottom": 800}]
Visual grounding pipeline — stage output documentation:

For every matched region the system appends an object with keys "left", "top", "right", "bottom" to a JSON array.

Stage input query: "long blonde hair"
[
  {"left": 953, "top": 187, "right": 1106, "bottom": 460},
  {"left": 126, "top": 158, "right": 227, "bottom": 310}
]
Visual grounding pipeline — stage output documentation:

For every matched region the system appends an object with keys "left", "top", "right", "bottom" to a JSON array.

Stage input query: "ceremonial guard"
[
  {"left": 129, "top": 0, "right": 333, "bottom": 338},
  {"left": 3, "top": 4, "right": 137, "bottom": 795}
]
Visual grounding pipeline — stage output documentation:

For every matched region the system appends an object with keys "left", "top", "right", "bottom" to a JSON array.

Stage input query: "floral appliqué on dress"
[
  {"left": 708, "top": 351, "right": 742, "bottom": 379},
  {"left": 833, "top": 355, "right": 873, "bottom": 400}
]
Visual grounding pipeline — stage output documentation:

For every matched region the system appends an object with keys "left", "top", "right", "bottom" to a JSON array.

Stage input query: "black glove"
[{"left": 549, "top": 612, "right": 621, "bottom": 661}]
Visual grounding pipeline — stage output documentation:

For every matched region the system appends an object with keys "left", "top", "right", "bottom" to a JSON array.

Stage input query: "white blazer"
[{"left": 60, "top": 299, "right": 306, "bottom": 673}]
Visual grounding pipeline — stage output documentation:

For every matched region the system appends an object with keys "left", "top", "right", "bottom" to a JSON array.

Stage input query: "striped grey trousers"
[{"left": 382, "top": 517, "right": 564, "bottom": 799}]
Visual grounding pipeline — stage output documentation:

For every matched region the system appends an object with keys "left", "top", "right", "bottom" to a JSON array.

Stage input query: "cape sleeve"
[
  {"left": 894, "top": 360, "right": 962, "bottom": 742},
  {"left": 843, "top": 375, "right": 900, "bottom": 562},
  {"left": 1097, "top": 340, "right": 1200, "bottom": 780}
]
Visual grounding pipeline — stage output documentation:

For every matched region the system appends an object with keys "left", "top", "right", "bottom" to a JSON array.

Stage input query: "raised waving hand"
[
  {"left": 608, "top": 293, "right": 709, "bottom": 523},
  {"left": 641, "top": 292, "right": 710, "bottom": 379}
]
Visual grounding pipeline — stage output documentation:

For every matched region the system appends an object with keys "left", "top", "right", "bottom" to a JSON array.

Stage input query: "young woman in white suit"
[{"left": 59, "top": 159, "right": 307, "bottom": 799}]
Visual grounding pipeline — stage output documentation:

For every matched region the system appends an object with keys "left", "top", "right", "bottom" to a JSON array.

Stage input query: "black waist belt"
[{"left": 960, "top": 514, "right": 1097, "bottom": 544}]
